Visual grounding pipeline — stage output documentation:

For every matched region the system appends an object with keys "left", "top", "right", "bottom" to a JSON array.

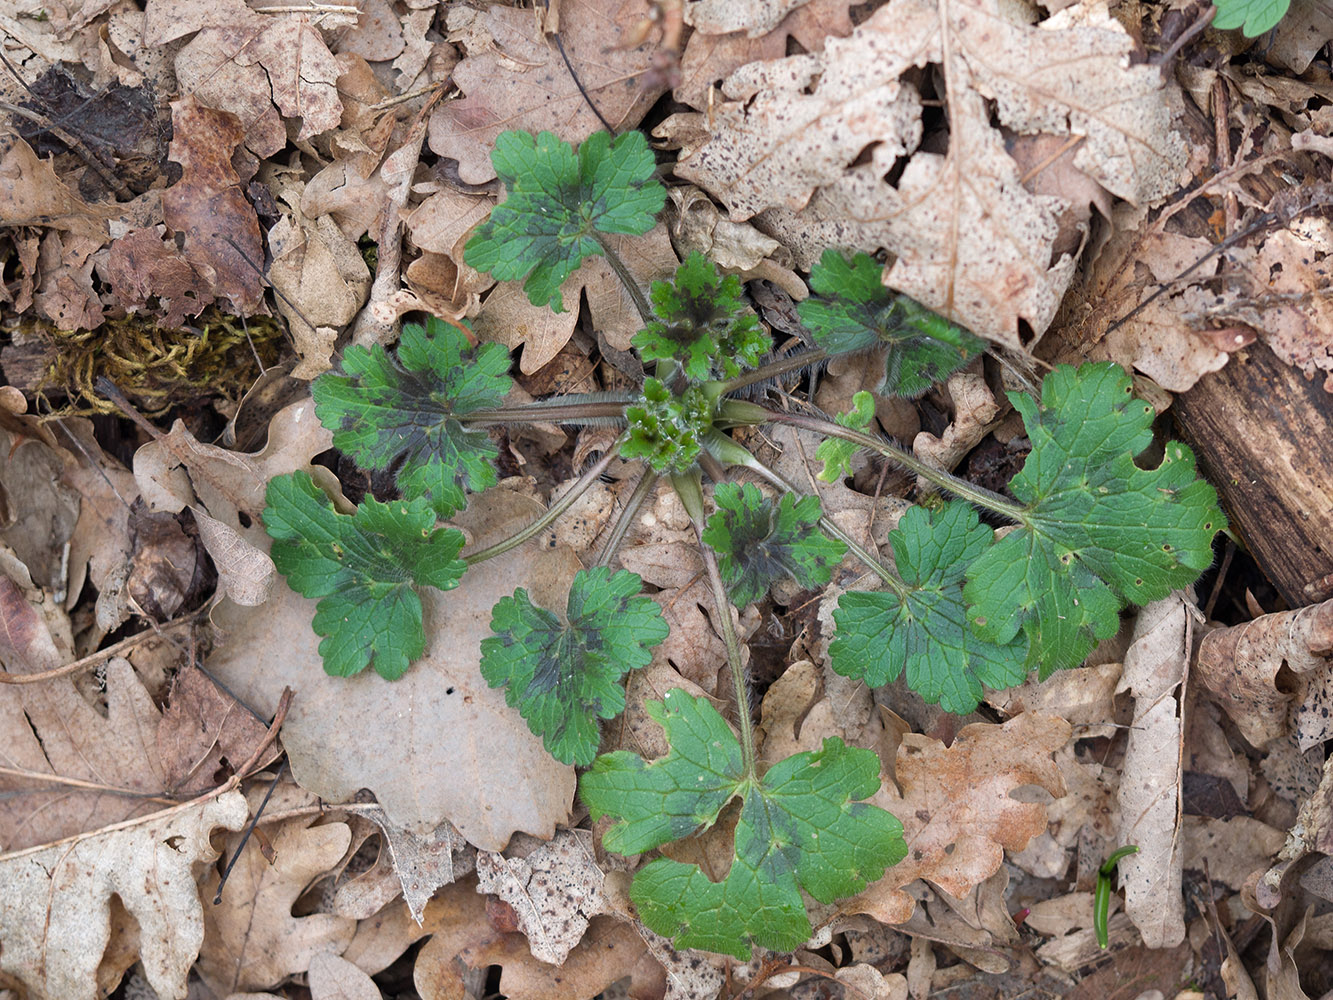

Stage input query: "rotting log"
[{"left": 1172, "top": 339, "right": 1333, "bottom": 608}]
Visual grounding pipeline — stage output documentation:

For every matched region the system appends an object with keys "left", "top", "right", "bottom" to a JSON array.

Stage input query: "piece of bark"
[{"left": 1172, "top": 340, "right": 1333, "bottom": 608}]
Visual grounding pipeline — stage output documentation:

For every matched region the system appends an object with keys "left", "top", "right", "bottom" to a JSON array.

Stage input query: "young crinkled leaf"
[
  {"left": 816, "top": 390, "right": 876, "bottom": 483},
  {"left": 964, "top": 363, "right": 1225, "bottom": 675},
  {"left": 480, "top": 568, "right": 668, "bottom": 766},
  {"left": 797, "top": 251, "right": 985, "bottom": 397},
  {"left": 264, "top": 471, "right": 467, "bottom": 680},
  {"left": 702, "top": 483, "right": 846, "bottom": 608},
  {"left": 311, "top": 316, "right": 510, "bottom": 517},
  {"left": 464, "top": 130, "right": 666, "bottom": 311},
  {"left": 830, "top": 502, "right": 1028, "bottom": 714},
  {"left": 621, "top": 378, "right": 713, "bottom": 473},
  {"left": 581, "top": 690, "right": 905, "bottom": 958},
  {"left": 631, "top": 252, "right": 771, "bottom": 381}
]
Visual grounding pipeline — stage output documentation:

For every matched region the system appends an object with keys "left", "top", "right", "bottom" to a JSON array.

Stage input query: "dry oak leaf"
[
  {"left": 0, "top": 790, "right": 248, "bottom": 1000},
  {"left": 168, "top": 8, "right": 343, "bottom": 158},
  {"left": 0, "top": 576, "right": 170, "bottom": 850},
  {"left": 675, "top": 0, "right": 854, "bottom": 108},
  {"left": 1116, "top": 594, "right": 1191, "bottom": 949},
  {"left": 428, "top": 2, "right": 668, "bottom": 185},
  {"left": 161, "top": 96, "right": 265, "bottom": 314},
  {"left": 1046, "top": 216, "right": 1232, "bottom": 392},
  {"left": 1197, "top": 596, "right": 1333, "bottom": 753},
  {"left": 851, "top": 712, "right": 1070, "bottom": 923},
  {"left": 105, "top": 226, "right": 216, "bottom": 329},
  {"left": 474, "top": 829, "right": 610, "bottom": 966},
  {"left": 206, "top": 488, "right": 579, "bottom": 851},
  {"left": 664, "top": 0, "right": 1184, "bottom": 346},
  {"left": 198, "top": 818, "right": 357, "bottom": 995},
  {"left": 685, "top": 0, "right": 822, "bottom": 36},
  {"left": 132, "top": 400, "right": 333, "bottom": 606},
  {"left": 0, "top": 134, "right": 112, "bottom": 240}
]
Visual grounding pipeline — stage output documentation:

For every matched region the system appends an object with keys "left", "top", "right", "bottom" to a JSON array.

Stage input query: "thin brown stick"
[{"left": 0, "top": 615, "right": 198, "bottom": 685}]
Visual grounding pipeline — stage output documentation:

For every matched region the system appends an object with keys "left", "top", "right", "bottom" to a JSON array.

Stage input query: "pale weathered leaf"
[
  {"left": 207, "top": 488, "right": 579, "bottom": 851},
  {"left": 0, "top": 791, "right": 247, "bottom": 1000}
]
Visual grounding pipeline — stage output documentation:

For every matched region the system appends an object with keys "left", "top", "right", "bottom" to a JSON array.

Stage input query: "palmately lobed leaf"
[
  {"left": 702, "top": 482, "right": 846, "bottom": 607},
  {"left": 582, "top": 690, "right": 905, "bottom": 959},
  {"left": 264, "top": 471, "right": 467, "bottom": 680},
  {"left": 830, "top": 502, "right": 1028, "bottom": 714},
  {"left": 797, "top": 250, "right": 985, "bottom": 397},
  {"left": 464, "top": 130, "right": 666, "bottom": 311},
  {"left": 480, "top": 568, "right": 668, "bottom": 765},
  {"left": 963, "top": 362, "right": 1225, "bottom": 675},
  {"left": 631, "top": 251, "right": 770, "bottom": 381},
  {"left": 311, "top": 316, "right": 511, "bottom": 518}
]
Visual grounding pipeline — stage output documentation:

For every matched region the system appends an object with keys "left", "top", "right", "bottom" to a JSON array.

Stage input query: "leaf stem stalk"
[
  {"left": 762, "top": 410, "right": 1026, "bottom": 521},
  {"left": 464, "top": 438, "right": 625, "bottom": 565},
  {"left": 593, "top": 232, "right": 655, "bottom": 324}
]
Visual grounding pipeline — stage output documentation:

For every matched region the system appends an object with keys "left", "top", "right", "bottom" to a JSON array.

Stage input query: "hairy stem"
[
  {"left": 461, "top": 395, "right": 633, "bottom": 425},
  {"left": 594, "top": 466, "right": 658, "bottom": 567},
  {"left": 464, "top": 439, "right": 624, "bottom": 565},
  {"left": 763, "top": 410, "right": 1025, "bottom": 521},
  {"left": 593, "top": 232, "right": 654, "bottom": 324},
  {"left": 720, "top": 347, "right": 828, "bottom": 395},
  {"left": 695, "top": 516, "right": 758, "bottom": 781}
]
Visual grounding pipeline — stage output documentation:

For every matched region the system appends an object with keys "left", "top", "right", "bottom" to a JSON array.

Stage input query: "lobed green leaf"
[
  {"left": 1211, "top": 0, "right": 1289, "bottom": 35},
  {"left": 311, "top": 317, "right": 511, "bottom": 518},
  {"left": 815, "top": 390, "right": 876, "bottom": 483},
  {"left": 963, "top": 363, "right": 1225, "bottom": 675},
  {"left": 581, "top": 690, "right": 905, "bottom": 958},
  {"left": 631, "top": 252, "right": 770, "bottom": 381},
  {"left": 464, "top": 130, "right": 666, "bottom": 311},
  {"left": 830, "top": 502, "right": 1028, "bottom": 714},
  {"left": 264, "top": 471, "right": 467, "bottom": 680},
  {"left": 480, "top": 568, "right": 668, "bottom": 766},
  {"left": 797, "top": 250, "right": 985, "bottom": 397},
  {"left": 702, "top": 483, "right": 846, "bottom": 607},
  {"left": 621, "top": 378, "right": 713, "bottom": 473}
]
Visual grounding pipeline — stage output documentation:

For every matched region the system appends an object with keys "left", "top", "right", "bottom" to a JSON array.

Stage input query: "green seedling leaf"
[
  {"left": 311, "top": 316, "right": 511, "bottom": 518},
  {"left": 621, "top": 378, "right": 713, "bottom": 473},
  {"left": 702, "top": 483, "right": 846, "bottom": 607},
  {"left": 797, "top": 250, "right": 985, "bottom": 397},
  {"left": 480, "top": 568, "right": 669, "bottom": 766},
  {"left": 264, "top": 471, "right": 467, "bottom": 680},
  {"left": 464, "top": 130, "right": 666, "bottom": 311},
  {"left": 963, "top": 362, "right": 1225, "bottom": 675},
  {"left": 830, "top": 502, "right": 1028, "bottom": 714},
  {"left": 816, "top": 390, "right": 875, "bottom": 483},
  {"left": 1212, "top": 0, "right": 1289, "bottom": 36},
  {"left": 581, "top": 690, "right": 905, "bottom": 958},
  {"left": 631, "top": 251, "right": 771, "bottom": 381}
]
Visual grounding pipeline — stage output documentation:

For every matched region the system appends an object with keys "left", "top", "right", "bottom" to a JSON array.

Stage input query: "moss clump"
[{"left": 4, "top": 307, "right": 285, "bottom": 417}]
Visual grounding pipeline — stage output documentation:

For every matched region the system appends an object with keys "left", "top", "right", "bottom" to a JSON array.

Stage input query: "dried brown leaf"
[
  {"left": 1197, "top": 597, "right": 1333, "bottom": 752},
  {"left": 1115, "top": 595, "right": 1191, "bottom": 948},
  {"left": 663, "top": 0, "right": 1184, "bottom": 345},
  {"left": 0, "top": 791, "right": 247, "bottom": 1000},
  {"left": 676, "top": 0, "right": 854, "bottom": 108},
  {"left": 852, "top": 712, "right": 1070, "bottom": 922},
  {"left": 199, "top": 818, "right": 357, "bottom": 995},
  {"left": 428, "top": 2, "right": 668, "bottom": 184},
  {"left": 161, "top": 96, "right": 265, "bottom": 314},
  {"left": 475, "top": 829, "right": 610, "bottom": 965}
]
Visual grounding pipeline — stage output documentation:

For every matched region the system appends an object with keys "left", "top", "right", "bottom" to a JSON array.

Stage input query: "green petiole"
[{"left": 1095, "top": 844, "right": 1139, "bottom": 948}]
